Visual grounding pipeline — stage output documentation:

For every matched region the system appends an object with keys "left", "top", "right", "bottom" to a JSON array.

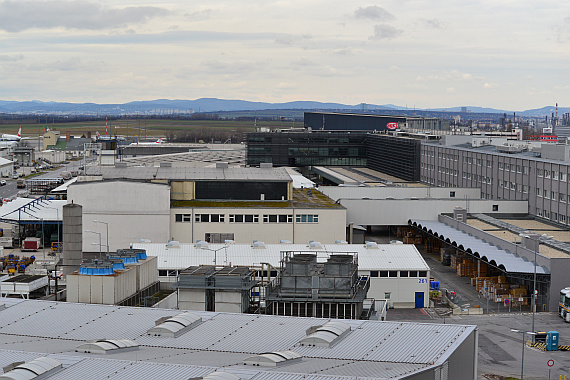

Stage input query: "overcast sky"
[{"left": 0, "top": 0, "right": 569, "bottom": 110}]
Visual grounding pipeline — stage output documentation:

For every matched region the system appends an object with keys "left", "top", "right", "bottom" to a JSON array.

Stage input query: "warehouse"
[
  {"left": 132, "top": 241, "right": 431, "bottom": 309},
  {"left": 0, "top": 298, "right": 478, "bottom": 380}
]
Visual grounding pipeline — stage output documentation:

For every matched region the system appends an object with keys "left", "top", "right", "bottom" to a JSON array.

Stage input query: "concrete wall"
[
  {"left": 338, "top": 199, "right": 528, "bottom": 226},
  {"left": 128, "top": 256, "right": 157, "bottom": 291},
  {"left": 214, "top": 290, "right": 244, "bottom": 313},
  {"left": 360, "top": 272, "right": 430, "bottom": 308},
  {"left": 171, "top": 207, "right": 346, "bottom": 244},
  {"left": 319, "top": 186, "right": 481, "bottom": 201},
  {"left": 0, "top": 162, "right": 13, "bottom": 178},
  {"left": 179, "top": 289, "right": 206, "bottom": 311},
  {"left": 67, "top": 181, "right": 171, "bottom": 251}
]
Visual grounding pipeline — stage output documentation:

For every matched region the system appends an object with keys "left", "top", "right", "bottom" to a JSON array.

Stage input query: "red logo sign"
[{"left": 386, "top": 122, "right": 398, "bottom": 130}]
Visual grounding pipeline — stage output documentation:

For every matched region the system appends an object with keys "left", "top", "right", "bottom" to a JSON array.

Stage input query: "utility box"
[{"left": 546, "top": 331, "right": 559, "bottom": 351}]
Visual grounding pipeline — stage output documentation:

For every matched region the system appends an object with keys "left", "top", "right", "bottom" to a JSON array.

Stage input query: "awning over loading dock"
[{"left": 410, "top": 219, "right": 548, "bottom": 275}]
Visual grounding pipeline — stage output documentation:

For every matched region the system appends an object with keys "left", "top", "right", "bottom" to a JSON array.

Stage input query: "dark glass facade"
[
  {"left": 195, "top": 181, "right": 288, "bottom": 200},
  {"left": 247, "top": 132, "right": 421, "bottom": 181},
  {"left": 304, "top": 112, "right": 406, "bottom": 131}
]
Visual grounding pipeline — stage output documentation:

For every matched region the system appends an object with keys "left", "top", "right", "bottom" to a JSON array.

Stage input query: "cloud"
[
  {"left": 0, "top": 0, "right": 169, "bottom": 32},
  {"left": 185, "top": 9, "right": 213, "bottom": 22},
  {"left": 420, "top": 18, "right": 444, "bottom": 29},
  {"left": 484, "top": 82, "right": 497, "bottom": 88},
  {"left": 0, "top": 53, "right": 24, "bottom": 62},
  {"left": 557, "top": 16, "right": 570, "bottom": 42},
  {"left": 354, "top": 6, "right": 395, "bottom": 21},
  {"left": 446, "top": 87, "right": 455, "bottom": 93},
  {"left": 370, "top": 24, "right": 403, "bottom": 40}
]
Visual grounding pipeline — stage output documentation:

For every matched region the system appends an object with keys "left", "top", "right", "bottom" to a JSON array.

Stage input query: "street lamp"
[
  {"left": 523, "top": 234, "right": 539, "bottom": 336},
  {"left": 85, "top": 230, "right": 102, "bottom": 260},
  {"left": 93, "top": 220, "right": 109, "bottom": 256},
  {"left": 511, "top": 329, "right": 537, "bottom": 380}
]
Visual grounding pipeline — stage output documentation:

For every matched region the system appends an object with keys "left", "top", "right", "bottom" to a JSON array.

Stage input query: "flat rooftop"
[
  {"left": 88, "top": 166, "right": 292, "bottom": 182},
  {"left": 120, "top": 149, "right": 246, "bottom": 168},
  {"left": 172, "top": 188, "right": 344, "bottom": 209}
]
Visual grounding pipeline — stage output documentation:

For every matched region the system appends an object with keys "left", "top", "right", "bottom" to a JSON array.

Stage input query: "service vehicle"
[{"left": 559, "top": 287, "right": 570, "bottom": 321}]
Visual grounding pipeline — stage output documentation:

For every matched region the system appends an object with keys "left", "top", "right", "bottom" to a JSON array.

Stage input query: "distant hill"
[{"left": 0, "top": 98, "right": 566, "bottom": 117}]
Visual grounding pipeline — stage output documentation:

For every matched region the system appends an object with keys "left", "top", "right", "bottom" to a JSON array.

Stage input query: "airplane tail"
[
  {"left": 17, "top": 127, "right": 21, "bottom": 138},
  {"left": 136, "top": 138, "right": 139, "bottom": 144},
  {"left": 156, "top": 138, "right": 163, "bottom": 144},
  {"left": 96, "top": 131, "right": 101, "bottom": 139}
]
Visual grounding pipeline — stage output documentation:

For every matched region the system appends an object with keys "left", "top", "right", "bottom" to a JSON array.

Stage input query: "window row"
[
  {"left": 536, "top": 209, "right": 568, "bottom": 224},
  {"left": 369, "top": 270, "right": 428, "bottom": 278},
  {"left": 175, "top": 213, "right": 317, "bottom": 224},
  {"left": 537, "top": 169, "right": 568, "bottom": 181}
]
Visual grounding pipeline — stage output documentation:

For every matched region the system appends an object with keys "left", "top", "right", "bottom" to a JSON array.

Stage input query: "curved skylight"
[
  {"left": 202, "top": 372, "right": 240, "bottom": 380},
  {"left": 76, "top": 339, "right": 139, "bottom": 354},
  {"left": 147, "top": 312, "right": 202, "bottom": 337},
  {"left": 299, "top": 321, "right": 351, "bottom": 347},
  {"left": 0, "top": 357, "right": 62, "bottom": 379},
  {"left": 244, "top": 350, "right": 302, "bottom": 367}
]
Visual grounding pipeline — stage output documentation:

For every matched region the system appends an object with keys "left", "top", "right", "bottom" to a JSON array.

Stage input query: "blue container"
[
  {"left": 430, "top": 281, "right": 440, "bottom": 290},
  {"left": 546, "top": 331, "right": 559, "bottom": 351}
]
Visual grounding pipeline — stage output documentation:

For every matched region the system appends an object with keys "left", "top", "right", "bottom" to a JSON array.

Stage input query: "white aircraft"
[
  {"left": 1, "top": 126, "right": 23, "bottom": 141},
  {"left": 129, "top": 138, "right": 166, "bottom": 146}
]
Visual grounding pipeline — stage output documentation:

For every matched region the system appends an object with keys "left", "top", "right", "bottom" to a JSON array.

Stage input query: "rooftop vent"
[
  {"left": 308, "top": 241, "right": 323, "bottom": 249},
  {"left": 243, "top": 350, "right": 302, "bottom": 367},
  {"left": 224, "top": 239, "right": 235, "bottom": 245},
  {"left": 252, "top": 240, "right": 266, "bottom": 249},
  {"left": 335, "top": 240, "right": 348, "bottom": 244},
  {"left": 167, "top": 240, "right": 181, "bottom": 248},
  {"left": 0, "top": 357, "right": 62, "bottom": 379},
  {"left": 365, "top": 241, "right": 379, "bottom": 249},
  {"left": 280, "top": 240, "right": 292, "bottom": 244},
  {"left": 139, "top": 239, "right": 152, "bottom": 243},
  {"left": 196, "top": 240, "right": 209, "bottom": 249},
  {"left": 216, "top": 162, "right": 229, "bottom": 169},
  {"left": 76, "top": 339, "right": 139, "bottom": 354},
  {"left": 78, "top": 261, "right": 114, "bottom": 276},
  {"left": 147, "top": 312, "right": 202, "bottom": 338},
  {"left": 201, "top": 372, "right": 241, "bottom": 380},
  {"left": 299, "top": 320, "right": 351, "bottom": 347}
]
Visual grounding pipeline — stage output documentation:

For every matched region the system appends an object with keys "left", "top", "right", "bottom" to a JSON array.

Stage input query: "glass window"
[
  {"left": 450, "top": 191, "right": 455, "bottom": 198},
  {"left": 409, "top": 271, "right": 418, "bottom": 277},
  {"left": 380, "top": 271, "right": 388, "bottom": 277},
  {"left": 385, "top": 292, "right": 391, "bottom": 299},
  {"left": 389, "top": 271, "right": 398, "bottom": 277},
  {"left": 370, "top": 270, "right": 379, "bottom": 277},
  {"left": 400, "top": 271, "right": 409, "bottom": 277},
  {"left": 545, "top": 170, "right": 551, "bottom": 178},
  {"left": 538, "top": 169, "right": 543, "bottom": 177},
  {"left": 553, "top": 171, "right": 559, "bottom": 180},
  {"left": 562, "top": 172, "right": 567, "bottom": 181},
  {"left": 493, "top": 205, "right": 499, "bottom": 211},
  {"left": 175, "top": 214, "right": 183, "bottom": 222},
  {"left": 419, "top": 271, "right": 427, "bottom": 277}
]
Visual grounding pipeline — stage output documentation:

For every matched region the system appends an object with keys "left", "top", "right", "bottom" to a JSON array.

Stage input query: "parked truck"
[
  {"left": 16, "top": 179, "right": 25, "bottom": 188},
  {"left": 22, "top": 237, "right": 41, "bottom": 251}
]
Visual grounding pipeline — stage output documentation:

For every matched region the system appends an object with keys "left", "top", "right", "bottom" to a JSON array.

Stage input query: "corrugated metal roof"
[
  {"left": 0, "top": 198, "right": 65, "bottom": 223},
  {"left": 0, "top": 299, "right": 476, "bottom": 380},
  {"left": 132, "top": 243, "right": 430, "bottom": 271},
  {"left": 411, "top": 220, "right": 548, "bottom": 274}
]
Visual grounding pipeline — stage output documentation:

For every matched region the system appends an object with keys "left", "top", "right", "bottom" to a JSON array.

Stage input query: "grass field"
[{"left": 0, "top": 119, "right": 298, "bottom": 139}]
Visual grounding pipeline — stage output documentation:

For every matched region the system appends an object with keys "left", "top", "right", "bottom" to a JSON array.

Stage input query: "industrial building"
[
  {"left": 68, "top": 166, "right": 346, "bottom": 251},
  {"left": 304, "top": 112, "right": 443, "bottom": 131},
  {"left": 246, "top": 131, "right": 422, "bottom": 181},
  {"left": 408, "top": 208, "right": 570, "bottom": 312},
  {"left": 421, "top": 135, "right": 570, "bottom": 223},
  {"left": 132, "top": 242, "right": 431, "bottom": 309},
  {"left": 0, "top": 298, "right": 479, "bottom": 379}
]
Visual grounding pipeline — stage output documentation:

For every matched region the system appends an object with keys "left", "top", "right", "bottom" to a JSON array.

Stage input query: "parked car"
[
  {"left": 12, "top": 173, "right": 18, "bottom": 179},
  {"left": 0, "top": 180, "right": 6, "bottom": 186}
]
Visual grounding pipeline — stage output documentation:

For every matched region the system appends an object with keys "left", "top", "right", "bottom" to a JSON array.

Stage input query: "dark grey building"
[
  {"left": 247, "top": 131, "right": 422, "bottom": 181},
  {"left": 304, "top": 112, "right": 442, "bottom": 131}
]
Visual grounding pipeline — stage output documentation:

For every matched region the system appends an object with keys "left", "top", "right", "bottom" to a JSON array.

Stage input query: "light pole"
[
  {"left": 511, "top": 329, "right": 536, "bottom": 380},
  {"left": 93, "top": 220, "right": 109, "bottom": 256},
  {"left": 85, "top": 230, "right": 102, "bottom": 260},
  {"left": 41, "top": 218, "right": 45, "bottom": 260}
]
